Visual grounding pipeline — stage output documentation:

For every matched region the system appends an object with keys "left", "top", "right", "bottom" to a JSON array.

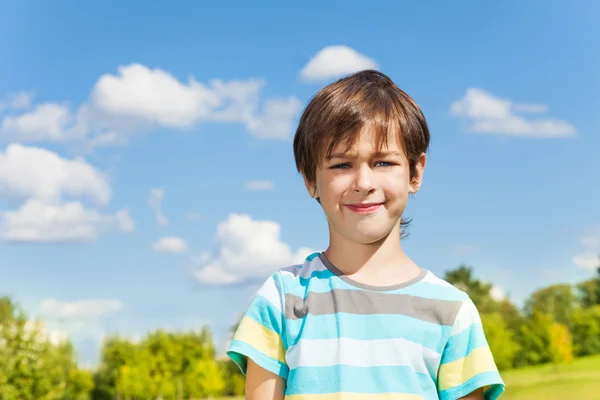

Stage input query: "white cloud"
[
  {"left": 490, "top": 285, "right": 506, "bottom": 301},
  {"left": 0, "top": 199, "right": 133, "bottom": 243},
  {"left": 86, "top": 132, "right": 129, "bottom": 148},
  {"left": 1, "top": 64, "right": 301, "bottom": 146},
  {"left": 40, "top": 298, "right": 123, "bottom": 319},
  {"left": 87, "top": 64, "right": 301, "bottom": 140},
  {"left": 513, "top": 103, "right": 548, "bottom": 113},
  {"left": 153, "top": 236, "right": 188, "bottom": 253},
  {"left": 573, "top": 230, "right": 600, "bottom": 271},
  {"left": 243, "top": 180, "right": 274, "bottom": 191},
  {"left": 300, "top": 45, "right": 378, "bottom": 82},
  {"left": 148, "top": 188, "right": 168, "bottom": 226},
  {"left": 245, "top": 96, "right": 303, "bottom": 140},
  {"left": 0, "top": 143, "right": 111, "bottom": 204},
  {"left": 192, "top": 213, "right": 315, "bottom": 284},
  {"left": 0, "top": 91, "right": 34, "bottom": 111},
  {"left": 0, "top": 144, "right": 133, "bottom": 243},
  {"left": 1, "top": 103, "right": 76, "bottom": 142},
  {"left": 451, "top": 88, "right": 576, "bottom": 138},
  {"left": 187, "top": 211, "right": 202, "bottom": 221},
  {"left": 91, "top": 63, "right": 222, "bottom": 128}
]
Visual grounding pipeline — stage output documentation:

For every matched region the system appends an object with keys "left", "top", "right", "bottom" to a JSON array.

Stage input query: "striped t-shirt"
[{"left": 227, "top": 252, "right": 505, "bottom": 399}]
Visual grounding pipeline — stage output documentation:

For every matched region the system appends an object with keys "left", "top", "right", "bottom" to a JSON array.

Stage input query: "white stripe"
[
  {"left": 286, "top": 337, "right": 441, "bottom": 376},
  {"left": 256, "top": 275, "right": 282, "bottom": 313},
  {"left": 421, "top": 271, "right": 453, "bottom": 287},
  {"left": 279, "top": 256, "right": 328, "bottom": 280},
  {"left": 450, "top": 298, "right": 481, "bottom": 335}
]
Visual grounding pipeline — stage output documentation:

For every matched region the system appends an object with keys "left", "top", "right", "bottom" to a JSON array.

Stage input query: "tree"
[
  {"left": 577, "top": 256, "right": 600, "bottom": 307},
  {"left": 444, "top": 265, "right": 497, "bottom": 313},
  {"left": 514, "top": 311, "right": 554, "bottom": 366},
  {"left": 0, "top": 296, "right": 91, "bottom": 400},
  {"left": 481, "top": 313, "right": 520, "bottom": 370},
  {"left": 525, "top": 284, "right": 576, "bottom": 327},
  {"left": 571, "top": 305, "right": 600, "bottom": 356},
  {"left": 549, "top": 321, "right": 574, "bottom": 368}
]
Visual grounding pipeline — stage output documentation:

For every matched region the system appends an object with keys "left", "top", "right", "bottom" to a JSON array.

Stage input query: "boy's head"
[{"left": 293, "top": 70, "right": 430, "bottom": 244}]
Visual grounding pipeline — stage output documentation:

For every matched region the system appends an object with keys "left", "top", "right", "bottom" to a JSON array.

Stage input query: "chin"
[{"left": 340, "top": 225, "right": 397, "bottom": 245}]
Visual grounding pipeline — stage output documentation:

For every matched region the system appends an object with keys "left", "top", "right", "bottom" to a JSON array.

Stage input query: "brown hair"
[{"left": 293, "top": 70, "right": 430, "bottom": 187}]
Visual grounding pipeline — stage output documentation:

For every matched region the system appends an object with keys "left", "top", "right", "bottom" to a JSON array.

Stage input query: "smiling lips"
[{"left": 344, "top": 202, "right": 385, "bottom": 214}]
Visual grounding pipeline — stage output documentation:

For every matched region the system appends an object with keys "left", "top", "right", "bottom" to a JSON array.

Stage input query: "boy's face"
[{"left": 304, "top": 128, "right": 426, "bottom": 245}]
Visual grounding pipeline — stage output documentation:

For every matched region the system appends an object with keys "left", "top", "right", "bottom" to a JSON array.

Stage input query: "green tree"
[
  {"left": 444, "top": 265, "right": 497, "bottom": 313},
  {"left": 514, "top": 311, "right": 554, "bottom": 366},
  {"left": 577, "top": 264, "right": 600, "bottom": 307},
  {"left": 525, "top": 284, "right": 576, "bottom": 327},
  {"left": 571, "top": 305, "right": 600, "bottom": 356},
  {"left": 480, "top": 312, "right": 520, "bottom": 370},
  {"left": 0, "top": 296, "right": 91, "bottom": 400}
]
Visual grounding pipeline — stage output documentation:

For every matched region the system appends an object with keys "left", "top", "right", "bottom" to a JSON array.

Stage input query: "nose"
[{"left": 352, "top": 164, "right": 375, "bottom": 194}]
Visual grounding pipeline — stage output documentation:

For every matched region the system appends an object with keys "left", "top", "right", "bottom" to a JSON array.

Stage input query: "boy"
[{"left": 227, "top": 70, "right": 505, "bottom": 399}]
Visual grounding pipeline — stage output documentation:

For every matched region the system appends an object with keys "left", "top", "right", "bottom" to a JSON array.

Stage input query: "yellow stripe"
[
  {"left": 233, "top": 316, "right": 286, "bottom": 363},
  {"left": 438, "top": 346, "right": 497, "bottom": 390},
  {"left": 286, "top": 394, "right": 423, "bottom": 400}
]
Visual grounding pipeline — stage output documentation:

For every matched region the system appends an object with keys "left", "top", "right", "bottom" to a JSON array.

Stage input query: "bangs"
[
  {"left": 316, "top": 86, "right": 412, "bottom": 164},
  {"left": 293, "top": 70, "right": 430, "bottom": 184}
]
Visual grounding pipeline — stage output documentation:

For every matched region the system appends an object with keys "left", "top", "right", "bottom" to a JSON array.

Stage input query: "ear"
[
  {"left": 409, "top": 152, "right": 427, "bottom": 194},
  {"left": 302, "top": 174, "right": 319, "bottom": 199}
]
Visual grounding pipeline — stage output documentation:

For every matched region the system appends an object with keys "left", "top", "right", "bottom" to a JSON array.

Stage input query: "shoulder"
[
  {"left": 415, "top": 269, "right": 479, "bottom": 327},
  {"left": 254, "top": 252, "right": 326, "bottom": 299},
  {"left": 273, "top": 251, "right": 328, "bottom": 286},
  {"left": 417, "top": 268, "right": 471, "bottom": 302}
]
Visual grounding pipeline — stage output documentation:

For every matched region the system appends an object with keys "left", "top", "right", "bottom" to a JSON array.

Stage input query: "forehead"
[{"left": 328, "top": 125, "right": 405, "bottom": 156}]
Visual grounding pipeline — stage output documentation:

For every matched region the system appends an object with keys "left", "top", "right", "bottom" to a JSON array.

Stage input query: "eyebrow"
[{"left": 326, "top": 151, "right": 403, "bottom": 160}]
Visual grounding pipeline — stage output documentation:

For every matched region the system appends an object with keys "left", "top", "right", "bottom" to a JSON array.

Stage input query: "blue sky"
[{"left": 1, "top": 0, "right": 598, "bottom": 367}]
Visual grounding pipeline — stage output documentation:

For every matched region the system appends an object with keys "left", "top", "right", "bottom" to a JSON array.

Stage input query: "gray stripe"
[
  {"left": 319, "top": 252, "right": 428, "bottom": 291},
  {"left": 285, "top": 290, "right": 462, "bottom": 326}
]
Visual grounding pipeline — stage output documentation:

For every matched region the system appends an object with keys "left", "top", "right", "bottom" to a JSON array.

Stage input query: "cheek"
[
  {"left": 381, "top": 171, "right": 410, "bottom": 196},
  {"left": 318, "top": 174, "right": 349, "bottom": 199}
]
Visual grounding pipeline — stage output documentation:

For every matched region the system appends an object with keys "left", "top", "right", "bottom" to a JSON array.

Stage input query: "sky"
[{"left": 0, "top": 0, "right": 598, "bottom": 367}]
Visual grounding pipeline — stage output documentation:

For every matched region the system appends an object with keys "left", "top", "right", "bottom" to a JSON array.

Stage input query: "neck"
[{"left": 324, "top": 220, "right": 410, "bottom": 276}]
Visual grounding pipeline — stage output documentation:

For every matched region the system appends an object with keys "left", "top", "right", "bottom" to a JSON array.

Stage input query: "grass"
[
  {"left": 501, "top": 354, "right": 600, "bottom": 399},
  {"left": 216, "top": 355, "right": 600, "bottom": 399}
]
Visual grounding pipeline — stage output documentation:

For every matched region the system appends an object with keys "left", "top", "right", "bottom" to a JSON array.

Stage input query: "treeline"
[
  {"left": 0, "top": 297, "right": 245, "bottom": 400},
  {"left": 445, "top": 264, "right": 600, "bottom": 369},
  {"left": 1, "top": 262, "right": 599, "bottom": 399}
]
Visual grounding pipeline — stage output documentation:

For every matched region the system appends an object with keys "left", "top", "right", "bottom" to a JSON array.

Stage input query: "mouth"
[{"left": 344, "top": 202, "right": 385, "bottom": 214}]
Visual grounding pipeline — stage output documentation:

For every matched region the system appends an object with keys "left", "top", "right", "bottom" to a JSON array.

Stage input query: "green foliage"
[
  {"left": 3, "top": 260, "right": 600, "bottom": 399},
  {"left": 577, "top": 270, "right": 600, "bottom": 308},
  {"left": 515, "top": 311, "right": 554, "bottom": 366},
  {"left": 525, "top": 284, "right": 576, "bottom": 327},
  {"left": 481, "top": 312, "right": 520, "bottom": 370},
  {"left": 444, "top": 265, "right": 498, "bottom": 314},
  {"left": 570, "top": 305, "right": 600, "bottom": 356},
  {"left": 93, "top": 328, "right": 227, "bottom": 400},
  {"left": 0, "top": 296, "right": 90, "bottom": 400}
]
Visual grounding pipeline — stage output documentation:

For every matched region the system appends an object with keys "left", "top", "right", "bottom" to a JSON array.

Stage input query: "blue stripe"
[
  {"left": 438, "top": 371, "right": 504, "bottom": 400},
  {"left": 281, "top": 269, "right": 337, "bottom": 290},
  {"left": 440, "top": 322, "right": 488, "bottom": 364},
  {"left": 286, "top": 365, "right": 436, "bottom": 395},
  {"left": 246, "top": 295, "right": 284, "bottom": 335},
  {"left": 284, "top": 312, "right": 449, "bottom": 353}
]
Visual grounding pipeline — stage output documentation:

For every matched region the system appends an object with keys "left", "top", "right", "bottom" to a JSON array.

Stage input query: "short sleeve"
[
  {"left": 437, "top": 298, "right": 505, "bottom": 400},
  {"left": 226, "top": 272, "right": 289, "bottom": 380}
]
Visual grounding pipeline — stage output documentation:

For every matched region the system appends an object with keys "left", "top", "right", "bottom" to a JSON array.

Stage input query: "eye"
[
  {"left": 330, "top": 163, "right": 351, "bottom": 169},
  {"left": 375, "top": 161, "right": 395, "bottom": 167}
]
